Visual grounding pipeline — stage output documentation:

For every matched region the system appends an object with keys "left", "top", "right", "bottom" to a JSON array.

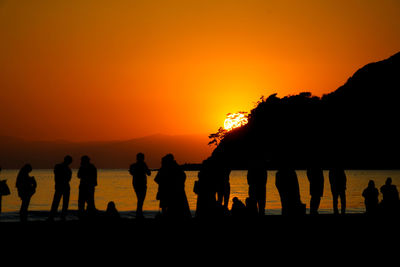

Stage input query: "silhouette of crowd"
[{"left": 0, "top": 154, "right": 400, "bottom": 222}]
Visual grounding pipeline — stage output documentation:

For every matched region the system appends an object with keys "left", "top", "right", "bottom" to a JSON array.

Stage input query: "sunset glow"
[
  {"left": 224, "top": 112, "right": 248, "bottom": 131},
  {"left": 0, "top": 1, "right": 399, "bottom": 142}
]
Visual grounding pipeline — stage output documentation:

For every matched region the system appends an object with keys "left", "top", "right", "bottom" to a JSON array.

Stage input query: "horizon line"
[{"left": 0, "top": 132, "right": 211, "bottom": 144}]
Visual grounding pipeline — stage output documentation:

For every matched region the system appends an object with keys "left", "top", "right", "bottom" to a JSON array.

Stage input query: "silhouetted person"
[
  {"left": 245, "top": 197, "right": 258, "bottom": 218},
  {"left": 247, "top": 159, "right": 268, "bottom": 216},
  {"left": 216, "top": 165, "right": 231, "bottom": 212},
  {"left": 48, "top": 155, "right": 73, "bottom": 221},
  {"left": 129, "top": 153, "right": 151, "bottom": 219},
  {"left": 380, "top": 177, "right": 400, "bottom": 215},
  {"left": 0, "top": 167, "right": 11, "bottom": 215},
  {"left": 306, "top": 166, "right": 324, "bottom": 215},
  {"left": 275, "top": 166, "right": 305, "bottom": 216},
  {"left": 362, "top": 180, "right": 379, "bottom": 215},
  {"left": 77, "top": 155, "right": 97, "bottom": 218},
  {"left": 0, "top": 167, "right": 2, "bottom": 215},
  {"left": 231, "top": 197, "right": 246, "bottom": 218},
  {"left": 195, "top": 158, "right": 218, "bottom": 218},
  {"left": 105, "top": 201, "right": 120, "bottom": 221},
  {"left": 16, "top": 164, "right": 36, "bottom": 222},
  {"left": 154, "top": 154, "right": 191, "bottom": 220},
  {"left": 329, "top": 167, "right": 347, "bottom": 215}
]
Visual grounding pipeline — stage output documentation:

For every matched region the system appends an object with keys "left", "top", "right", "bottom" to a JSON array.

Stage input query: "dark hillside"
[{"left": 212, "top": 52, "right": 400, "bottom": 169}]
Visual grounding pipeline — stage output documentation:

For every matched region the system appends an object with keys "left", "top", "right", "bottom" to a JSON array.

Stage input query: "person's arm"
[
  {"left": 53, "top": 165, "right": 58, "bottom": 176},
  {"left": 154, "top": 171, "right": 161, "bottom": 185},
  {"left": 129, "top": 164, "right": 134, "bottom": 176},
  {"left": 77, "top": 167, "right": 82, "bottom": 179},
  {"left": 54, "top": 164, "right": 61, "bottom": 183},
  {"left": 93, "top": 166, "right": 98, "bottom": 186},
  {"left": 145, "top": 163, "right": 151, "bottom": 176},
  {"left": 31, "top": 176, "right": 37, "bottom": 189}
]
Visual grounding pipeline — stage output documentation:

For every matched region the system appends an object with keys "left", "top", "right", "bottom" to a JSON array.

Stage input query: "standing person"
[
  {"left": 154, "top": 154, "right": 191, "bottom": 220},
  {"left": 247, "top": 159, "right": 268, "bottom": 216},
  {"left": 362, "top": 180, "right": 379, "bottom": 215},
  {"left": 231, "top": 197, "right": 247, "bottom": 218},
  {"left": 0, "top": 167, "right": 12, "bottom": 215},
  {"left": 329, "top": 167, "right": 347, "bottom": 215},
  {"left": 77, "top": 155, "right": 97, "bottom": 218},
  {"left": 275, "top": 165, "right": 305, "bottom": 216},
  {"left": 194, "top": 158, "right": 218, "bottom": 218},
  {"left": 216, "top": 164, "right": 231, "bottom": 212},
  {"left": 306, "top": 166, "right": 324, "bottom": 215},
  {"left": 129, "top": 153, "right": 151, "bottom": 219},
  {"left": 380, "top": 177, "right": 400, "bottom": 215},
  {"left": 48, "top": 155, "right": 73, "bottom": 221},
  {"left": 16, "top": 164, "right": 36, "bottom": 222}
]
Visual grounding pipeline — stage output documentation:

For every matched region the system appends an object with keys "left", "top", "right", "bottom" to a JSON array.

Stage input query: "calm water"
[{"left": 1, "top": 169, "right": 400, "bottom": 219}]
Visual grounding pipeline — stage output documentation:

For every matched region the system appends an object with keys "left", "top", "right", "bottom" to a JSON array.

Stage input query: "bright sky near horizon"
[{"left": 1, "top": 0, "right": 400, "bottom": 141}]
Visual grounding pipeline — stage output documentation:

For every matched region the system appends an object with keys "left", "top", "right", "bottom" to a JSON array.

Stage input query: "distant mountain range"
[
  {"left": 0, "top": 134, "right": 213, "bottom": 169},
  {"left": 212, "top": 51, "right": 400, "bottom": 169}
]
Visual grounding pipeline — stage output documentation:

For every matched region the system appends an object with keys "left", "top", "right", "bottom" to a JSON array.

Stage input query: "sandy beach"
[
  {"left": 1, "top": 211, "right": 398, "bottom": 241},
  {"left": 1, "top": 211, "right": 398, "bottom": 265}
]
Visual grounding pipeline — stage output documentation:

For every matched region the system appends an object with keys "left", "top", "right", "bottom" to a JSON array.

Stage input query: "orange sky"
[{"left": 1, "top": 0, "right": 400, "bottom": 141}]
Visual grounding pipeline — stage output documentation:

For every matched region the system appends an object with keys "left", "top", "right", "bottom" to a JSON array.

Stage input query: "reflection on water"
[{"left": 1, "top": 169, "right": 400, "bottom": 215}]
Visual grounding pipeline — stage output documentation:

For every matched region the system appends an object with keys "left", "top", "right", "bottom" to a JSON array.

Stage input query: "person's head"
[
  {"left": 64, "top": 155, "right": 73, "bottom": 165},
  {"left": 81, "top": 155, "right": 90, "bottom": 165},
  {"left": 233, "top": 197, "right": 239, "bottom": 204},
  {"left": 107, "top": 201, "right": 117, "bottom": 211},
  {"left": 161, "top": 153, "right": 174, "bottom": 167},
  {"left": 136, "top": 153, "right": 145, "bottom": 162},
  {"left": 386, "top": 177, "right": 392, "bottom": 185},
  {"left": 368, "top": 180, "right": 375, "bottom": 188},
  {"left": 22, "top": 164, "right": 32, "bottom": 174}
]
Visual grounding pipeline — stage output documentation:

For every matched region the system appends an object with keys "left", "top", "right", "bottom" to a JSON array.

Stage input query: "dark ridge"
[{"left": 211, "top": 51, "right": 400, "bottom": 169}]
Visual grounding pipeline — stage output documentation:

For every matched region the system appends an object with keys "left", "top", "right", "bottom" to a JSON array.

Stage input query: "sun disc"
[{"left": 223, "top": 112, "right": 248, "bottom": 131}]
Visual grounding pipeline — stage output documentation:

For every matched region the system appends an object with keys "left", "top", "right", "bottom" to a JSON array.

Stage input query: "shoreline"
[
  {"left": 0, "top": 208, "right": 368, "bottom": 222},
  {"left": 1, "top": 209, "right": 398, "bottom": 228}
]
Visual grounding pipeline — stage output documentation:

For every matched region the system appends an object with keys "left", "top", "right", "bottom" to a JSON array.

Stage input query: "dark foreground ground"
[{"left": 1, "top": 213, "right": 399, "bottom": 265}]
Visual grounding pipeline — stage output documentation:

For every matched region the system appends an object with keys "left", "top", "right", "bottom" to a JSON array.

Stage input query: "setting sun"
[{"left": 223, "top": 112, "right": 248, "bottom": 131}]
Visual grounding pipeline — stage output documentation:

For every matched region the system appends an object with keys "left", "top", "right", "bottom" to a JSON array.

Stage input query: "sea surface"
[{"left": 1, "top": 169, "right": 400, "bottom": 221}]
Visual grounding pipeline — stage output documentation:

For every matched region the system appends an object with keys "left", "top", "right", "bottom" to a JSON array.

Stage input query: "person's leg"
[
  {"left": 223, "top": 183, "right": 230, "bottom": 210},
  {"left": 332, "top": 192, "right": 339, "bottom": 215},
  {"left": 78, "top": 186, "right": 87, "bottom": 217},
  {"left": 86, "top": 186, "right": 96, "bottom": 214},
  {"left": 340, "top": 191, "right": 346, "bottom": 214},
  {"left": 257, "top": 185, "right": 266, "bottom": 216},
  {"left": 310, "top": 195, "right": 317, "bottom": 215},
  {"left": 20, "top": 196, "right": 31, "bottom": 222},
  {"left": 135, "top": 186, "right": 146, "bottom": 218},
  {"left": 49, "top": 189, "right": 62, "bottom": 219},
  {"left": 61, "top": 187, "right": 70, "bottom": 220},
  {"left": 216, "top": 190, "right": 223, "bottom": 206},
  {"left": 310, "top": 195, "right": 321, "bottom": 215},
  {"left": 315, "top": 196, "right": 321, "bottom": 214}
]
